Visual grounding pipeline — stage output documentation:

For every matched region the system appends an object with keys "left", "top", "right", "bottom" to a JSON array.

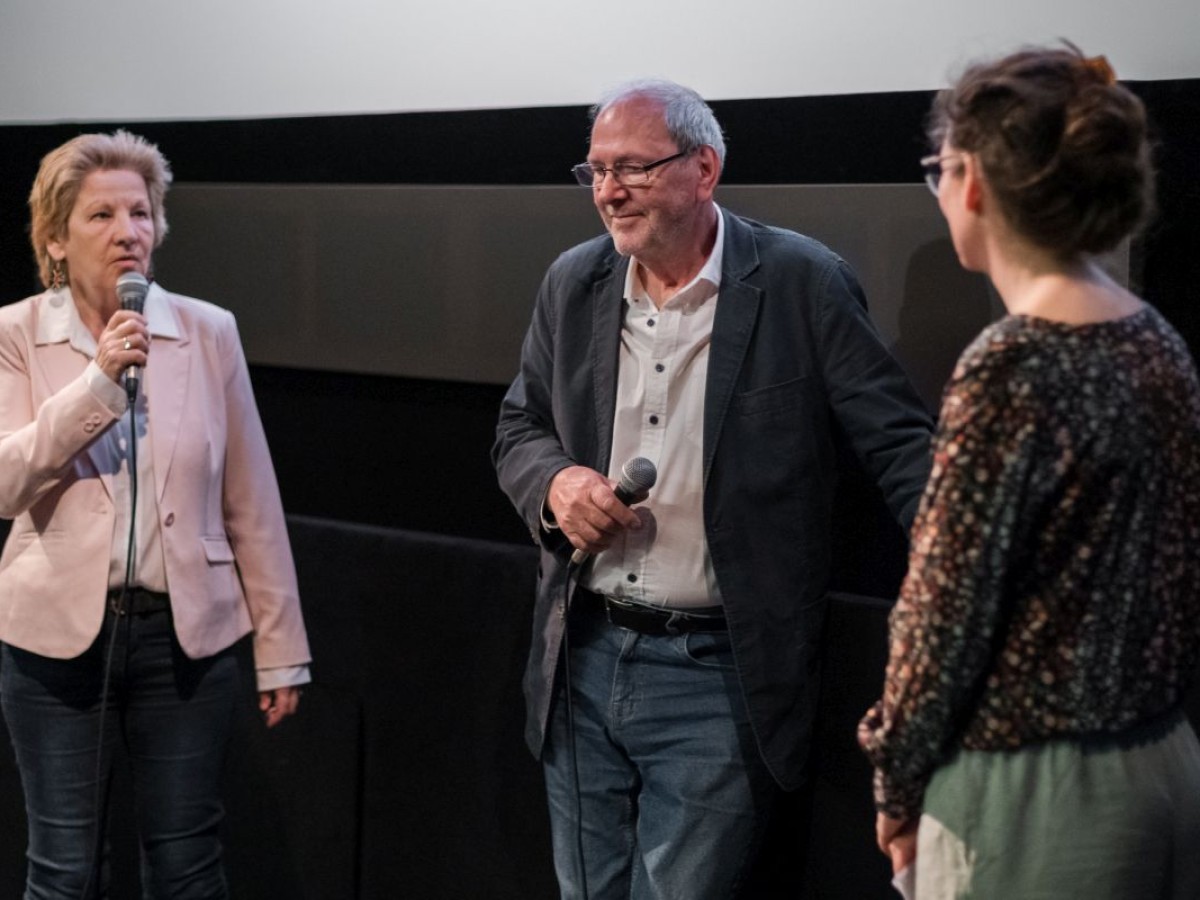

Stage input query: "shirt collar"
[
  {"left": 36, "top": 282, "right": 181, "bottom": 357},
  {"left": 623, "top": 203, "right": 725, "bottom": 312}
]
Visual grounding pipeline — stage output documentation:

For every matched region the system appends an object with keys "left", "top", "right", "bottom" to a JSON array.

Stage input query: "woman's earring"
[{"left": 50, "top": 259, "right": 66, "bottom": 291}]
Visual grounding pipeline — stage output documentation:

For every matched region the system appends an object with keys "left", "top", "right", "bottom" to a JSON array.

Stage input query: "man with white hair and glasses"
[{"left": 494, "top": 78, "right": 932, "bottom": 898}]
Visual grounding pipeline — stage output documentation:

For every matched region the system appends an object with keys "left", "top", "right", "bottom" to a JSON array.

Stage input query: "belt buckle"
[{"left": 107, "top": 588, "right": 168, "bottom": 616}]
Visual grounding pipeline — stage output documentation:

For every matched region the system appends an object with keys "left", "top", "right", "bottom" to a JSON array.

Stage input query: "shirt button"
[
  {"left": 164, "top": 513, "right": 175, "bottom": 526},
  {"left": 627, "top": 573, "right": 638, "bottom": 583},
  {"left": 647, "top": 319, "right": 655, "bottom": 327},
  {"left": 648, "top": 415, "right": 659, "bottom": 425},
  {"left": 655, "top": 363, "right": 665, "bottom": 373}
]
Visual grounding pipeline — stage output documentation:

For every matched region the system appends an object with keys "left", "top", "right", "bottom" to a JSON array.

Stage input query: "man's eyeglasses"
[
  {"left": 920, "top": 153, "right": 964, "bottom": 197},
  {"left": 572, "top": 150, "right": 691, "bottom": 188}
]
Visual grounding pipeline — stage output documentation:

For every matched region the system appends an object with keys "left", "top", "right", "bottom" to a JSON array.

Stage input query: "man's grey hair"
[{"left": 591, "top": 78, "right": 727, "bottom": 169}]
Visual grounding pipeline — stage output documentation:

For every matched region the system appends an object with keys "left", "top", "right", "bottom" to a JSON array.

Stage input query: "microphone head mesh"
[
  {"left": 115, "top": 271, "right": 149, "bottom": 312},
  {"left": 619, "top": 457, "right": 658, "bottom": 493}
]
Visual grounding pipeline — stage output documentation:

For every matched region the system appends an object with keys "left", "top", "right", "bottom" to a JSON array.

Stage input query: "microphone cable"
[
  {"left": 556, "top": 460, "right": 655, "bottom": 900},
  {"left": 79, "top": 387, "right": 140, "bottom": 900},
  {"left": 561, "top": 555, "right": 590, "bottom": 900}
]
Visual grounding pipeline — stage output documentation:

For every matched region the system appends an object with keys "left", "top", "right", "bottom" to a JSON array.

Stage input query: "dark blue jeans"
[
  {"left": 543, "top": 601, "right": 780, "bottom": 899},
  {"left": 1, "top": 607, "right": 238, "bottom": 899}
]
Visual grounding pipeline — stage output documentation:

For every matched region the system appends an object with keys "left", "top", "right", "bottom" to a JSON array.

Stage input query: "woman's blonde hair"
[{"left": 28, "top": 130, "right": 173, "bottom": 288}]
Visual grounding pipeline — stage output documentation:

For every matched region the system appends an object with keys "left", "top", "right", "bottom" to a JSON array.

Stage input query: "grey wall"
[{"left": 155, "top": 183, "right": 1018, "bottom": 411}]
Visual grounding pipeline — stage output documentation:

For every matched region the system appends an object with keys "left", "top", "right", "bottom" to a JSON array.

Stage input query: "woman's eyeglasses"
[{"left": 920, "top": 154, "right": 964, "bottom": 197}]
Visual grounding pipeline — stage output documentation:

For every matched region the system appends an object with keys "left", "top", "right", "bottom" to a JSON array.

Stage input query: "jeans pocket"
[{"left": 682, "top": 631, "right": 735, "bottom": 669}]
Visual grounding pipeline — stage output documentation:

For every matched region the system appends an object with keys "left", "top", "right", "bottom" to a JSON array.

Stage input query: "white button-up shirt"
[{"left": 586, "top": 206, "right": 725, "bottom": 609}]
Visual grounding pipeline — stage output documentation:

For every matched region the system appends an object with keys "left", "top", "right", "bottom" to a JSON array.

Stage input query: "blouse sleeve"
[{"left": 858, "top": 339, "right": 1041, "bottom": 819}]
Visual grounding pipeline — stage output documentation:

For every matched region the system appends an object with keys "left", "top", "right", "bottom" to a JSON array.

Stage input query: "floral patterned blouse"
[{"left": 858, "top": 306, "right": 1200, "bottom": 820}]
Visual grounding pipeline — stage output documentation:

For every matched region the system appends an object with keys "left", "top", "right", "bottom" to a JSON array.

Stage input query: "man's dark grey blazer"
[{"left": 493, "top": 210, "right": 933, "bottom": 790}]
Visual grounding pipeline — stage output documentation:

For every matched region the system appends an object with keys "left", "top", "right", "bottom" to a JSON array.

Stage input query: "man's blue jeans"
[
  {"left": 1, "top": 606, "right": 238, "bottom": 899},
  {"left": 543, "top": 599, "right": 780, "bottom": 899}
]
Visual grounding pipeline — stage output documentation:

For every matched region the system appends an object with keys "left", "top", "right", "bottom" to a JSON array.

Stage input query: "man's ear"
[{"left": 695, "top": 145, "right": 721, "bottom": 201}]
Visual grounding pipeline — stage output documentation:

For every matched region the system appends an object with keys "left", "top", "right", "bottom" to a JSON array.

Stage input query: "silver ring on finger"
[{"left": 123, "top": 338, "right": 132, "bottom": 351}]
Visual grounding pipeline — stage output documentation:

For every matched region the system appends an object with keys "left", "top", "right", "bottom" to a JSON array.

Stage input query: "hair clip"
[{"left": 1082, "top": 54, "right": 1117, "bottom": 85}]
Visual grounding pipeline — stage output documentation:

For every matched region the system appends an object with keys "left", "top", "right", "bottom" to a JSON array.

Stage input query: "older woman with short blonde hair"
[{"left": 0, "top": 130, "right": 311, "bottom": 898}]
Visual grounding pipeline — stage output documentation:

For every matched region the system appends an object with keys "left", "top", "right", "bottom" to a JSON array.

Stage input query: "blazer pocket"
[
  {"left": 735, "top": 375, "right": 813, "bottom": 418},
  {"left": 202, "top": 536, "right": 236, "bottom": 564}
]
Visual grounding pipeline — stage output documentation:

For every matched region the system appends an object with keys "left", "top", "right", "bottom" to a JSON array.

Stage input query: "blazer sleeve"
[
  {"left": 0, "top": 311, "right": 122, "bottom": 518},
  {"left": 216, "top": 313, "right": 312, "bottom": 672},
  {"left": 493, "top": 265, "right": 575, "bottom": 550},
  {"left": 816, "top": 260, "right": 934, "bottom": 530}
]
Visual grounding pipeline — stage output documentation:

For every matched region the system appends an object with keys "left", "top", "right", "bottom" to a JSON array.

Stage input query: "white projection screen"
[{"left": 0, "top": 1, "right": 1196, "bottom": 124}]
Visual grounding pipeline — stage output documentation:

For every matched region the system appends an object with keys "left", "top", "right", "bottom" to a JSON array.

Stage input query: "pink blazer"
[{"left": 0, "top": 285, "right": 310, "bottom": 669}]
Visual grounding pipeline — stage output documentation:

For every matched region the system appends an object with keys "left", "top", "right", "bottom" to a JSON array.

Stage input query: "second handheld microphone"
[{"left": 570, "top": 456, "right": 658, "bottom": 566}]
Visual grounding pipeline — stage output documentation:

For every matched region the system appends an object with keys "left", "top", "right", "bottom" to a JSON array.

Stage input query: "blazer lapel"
[
  {"left": 590, "top": 253, "right": 627, "bottom": 475},
  {"left": 704, "top": 215, "right": 762, "bottom": 483},
  {"left": 143, "top": 294, "right": 190, "bottom": 503}
]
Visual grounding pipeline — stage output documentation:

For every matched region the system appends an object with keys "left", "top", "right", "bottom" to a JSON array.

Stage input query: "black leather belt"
[
  {"left": 573, "top": 586, "right": 726, "bottom": 635},
  {"left": 107, "top": 587, "right": 171, "bottom": 616}
]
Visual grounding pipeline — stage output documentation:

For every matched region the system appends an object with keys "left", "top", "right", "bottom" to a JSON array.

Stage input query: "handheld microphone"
[
  {"left": 570, "top": 456, "right": 658, "bottom": 566},
  {"left": 115, "top": 272, "right": 149, "bottom": 403}
]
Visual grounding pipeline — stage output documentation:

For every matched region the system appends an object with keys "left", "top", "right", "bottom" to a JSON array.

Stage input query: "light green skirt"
[{"left": 915, "top": 712, "right": 1200, "bottom": 900}]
